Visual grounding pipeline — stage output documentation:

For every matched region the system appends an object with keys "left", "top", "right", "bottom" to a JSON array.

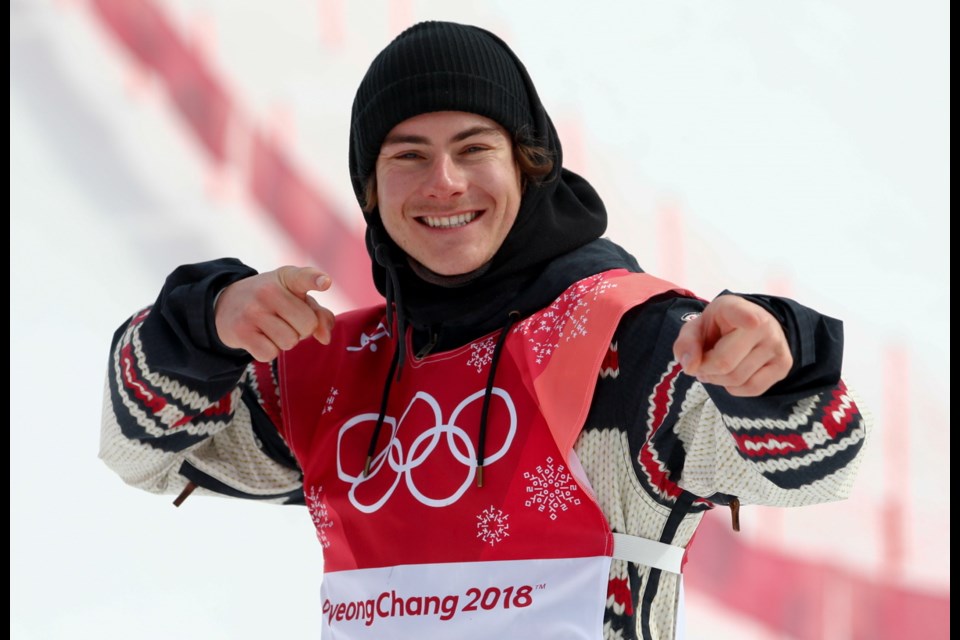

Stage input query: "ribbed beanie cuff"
[{"left": 349, "top": 21, "right": 535, "bottom": 207}]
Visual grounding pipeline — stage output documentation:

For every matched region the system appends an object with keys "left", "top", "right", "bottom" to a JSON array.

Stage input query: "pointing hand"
[
  {"left": 215, "top": 266, "right": 336, "bottom": 362},
  {"left": 673, "top": 295, "right": 792, "bottom": 397}
]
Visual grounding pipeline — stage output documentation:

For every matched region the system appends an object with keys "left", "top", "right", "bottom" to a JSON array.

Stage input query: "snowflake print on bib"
[
  {"left": 513, "top": 272, "right": 619, "bottom": 368},
  {"left": 306, "top": 485, "right": 334, "bottom": 548},
  {"left": 523, "top": 456, "right": 582, "bottom": 521},
  {"left": 476, "top": 505, "right": 511, "bottom": 546}
]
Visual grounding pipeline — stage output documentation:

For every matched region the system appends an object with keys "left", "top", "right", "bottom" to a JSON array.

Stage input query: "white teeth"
[{"left": 421, "top": 212, "right": 478, "bottom": 228}]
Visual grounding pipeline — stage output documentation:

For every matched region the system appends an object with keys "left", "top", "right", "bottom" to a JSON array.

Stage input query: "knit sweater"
[{"left": 99, "top": 248, "right": 867, "bottom": 640}]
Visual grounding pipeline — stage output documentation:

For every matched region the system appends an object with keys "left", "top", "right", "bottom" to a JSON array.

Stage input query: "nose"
[{"left": 422, "top": 154, "right": 466, "bottom": 198}]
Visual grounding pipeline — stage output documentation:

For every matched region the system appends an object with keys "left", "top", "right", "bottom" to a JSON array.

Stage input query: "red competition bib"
[{"left": 279, "top": 270, "right": 690, "bottom": 638}]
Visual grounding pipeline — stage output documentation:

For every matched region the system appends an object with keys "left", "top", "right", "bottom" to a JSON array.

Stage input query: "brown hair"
[{"left": 361, "top": 139, "right": 555, "bottom": 213}]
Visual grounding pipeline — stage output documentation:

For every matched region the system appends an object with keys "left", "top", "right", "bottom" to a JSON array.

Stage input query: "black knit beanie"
[
  {"left": 349, "top": 20, "right": 609, "bottom": 333},
  {"left": 349, "top": 21, "right": 536, "bottom": 212}
]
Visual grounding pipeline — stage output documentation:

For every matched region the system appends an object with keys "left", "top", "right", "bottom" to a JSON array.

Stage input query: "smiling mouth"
[{"left": 419, "top": 212, "right": 480, "bottom": 229}]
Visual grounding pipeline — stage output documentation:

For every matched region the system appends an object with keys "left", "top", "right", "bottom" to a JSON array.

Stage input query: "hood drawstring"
[
  {"left": 364, "top": 241, "right": 407, "bottom": 478},
  {"left": 373, "top": 242, "right": 408, "bottom": 377},
  {"left": 476, "top": 310, "right": 521, "bottom": 488},
  {"left": 363, "top": 342, "right": 400, "bottom": 477}
]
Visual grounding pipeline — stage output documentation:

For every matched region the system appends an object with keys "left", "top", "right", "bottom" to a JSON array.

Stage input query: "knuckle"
[
  {"left": 711, "top": 355, "right": 734, "bottom": 374},
  {"left": 277, "top": 334, "right": 299, "bottom": 351}
]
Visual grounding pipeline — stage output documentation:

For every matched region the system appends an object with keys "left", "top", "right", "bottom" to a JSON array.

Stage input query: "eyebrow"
[{"left": 381, "top": 125, "right": 505, "bottom": 147}]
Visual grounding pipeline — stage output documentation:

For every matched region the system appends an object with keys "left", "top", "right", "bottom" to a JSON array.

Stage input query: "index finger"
[{"left": 277, "top": 266, "right": 332, "bottom": 299}]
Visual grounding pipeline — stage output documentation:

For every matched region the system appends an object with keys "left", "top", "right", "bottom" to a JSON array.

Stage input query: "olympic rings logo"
[{"left": 336, "top": 389, "right": 517, "bottom": 513}]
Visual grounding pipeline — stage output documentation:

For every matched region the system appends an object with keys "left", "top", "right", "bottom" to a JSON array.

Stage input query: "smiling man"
[{"left": 100, "top": 20, "right": 869, "bottom": 640}]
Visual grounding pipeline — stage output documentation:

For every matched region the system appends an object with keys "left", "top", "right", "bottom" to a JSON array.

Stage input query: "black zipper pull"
[
  {"left": 414, "top": 328, "right": 439, "bottom": 360},
  {"left": 729, "top": 496, "right": 741, "bottom": 532}
]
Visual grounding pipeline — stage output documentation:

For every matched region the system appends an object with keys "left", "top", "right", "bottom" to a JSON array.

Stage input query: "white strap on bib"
[{"left": 612, "top": 533, "right": 685, "bottom": 574}]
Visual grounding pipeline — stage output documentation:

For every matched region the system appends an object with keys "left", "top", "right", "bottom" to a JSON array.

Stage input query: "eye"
[{"left": 462, "top": 144, "right": 489, "bottom": 154}]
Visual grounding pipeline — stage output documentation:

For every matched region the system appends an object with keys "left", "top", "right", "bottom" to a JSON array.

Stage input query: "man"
[{"left": 100, "top": 20, "right": 868, "bottom": 640}]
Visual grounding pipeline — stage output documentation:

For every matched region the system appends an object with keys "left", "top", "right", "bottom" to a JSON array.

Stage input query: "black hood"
[{"left": 350, "top": 22, "right": 609, "bottom": 339}]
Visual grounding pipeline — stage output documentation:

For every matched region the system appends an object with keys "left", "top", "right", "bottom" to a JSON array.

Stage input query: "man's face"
[{"left": 375, "top": 111, "right": 522, "bottom": 276}]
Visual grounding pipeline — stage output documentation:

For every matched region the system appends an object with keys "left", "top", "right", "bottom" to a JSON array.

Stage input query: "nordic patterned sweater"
[{"left": 99, "top": 247, "right": 868, "bottom": 640}]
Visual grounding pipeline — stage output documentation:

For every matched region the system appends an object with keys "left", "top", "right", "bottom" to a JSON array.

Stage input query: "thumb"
[{"left": 277, "top": 265, "right": 332, "bottom": 299}]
